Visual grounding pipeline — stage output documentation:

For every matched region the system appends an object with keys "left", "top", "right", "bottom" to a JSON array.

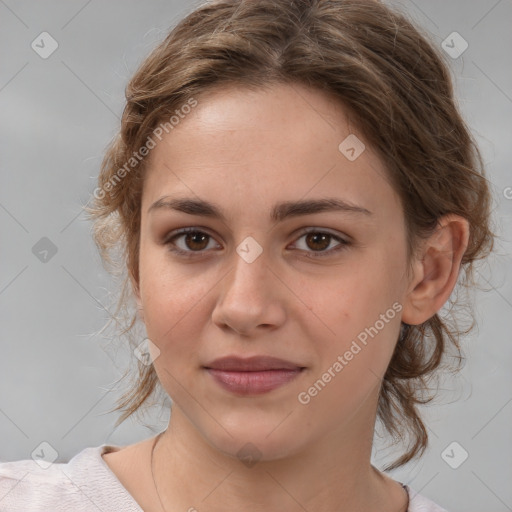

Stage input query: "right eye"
[{"left": 164, "top": 227, "right": 221, "bottom": 258}]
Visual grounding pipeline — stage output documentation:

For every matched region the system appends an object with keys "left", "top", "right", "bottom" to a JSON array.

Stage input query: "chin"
[{"left": 201, "top": 417, "right": 308, "bottom": 464}]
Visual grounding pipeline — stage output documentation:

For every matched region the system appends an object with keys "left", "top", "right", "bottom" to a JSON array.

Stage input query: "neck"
[{"left": 151, "top": 406, "right": 407, "bottom": 512}]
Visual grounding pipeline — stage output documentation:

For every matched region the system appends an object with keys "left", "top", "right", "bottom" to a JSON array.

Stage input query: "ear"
[{"left": 401, "top": 214, "right": 469, "bottom": 326}]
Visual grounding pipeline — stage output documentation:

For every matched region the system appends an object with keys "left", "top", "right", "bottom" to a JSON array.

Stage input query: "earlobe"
[{"left": 401, "top": 214, "right": 469, "bottom": 326}]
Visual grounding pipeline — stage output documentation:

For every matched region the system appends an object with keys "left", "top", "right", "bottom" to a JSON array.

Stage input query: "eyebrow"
[{"left": 148, "top": 196, "right": 372, "bottom": 222}]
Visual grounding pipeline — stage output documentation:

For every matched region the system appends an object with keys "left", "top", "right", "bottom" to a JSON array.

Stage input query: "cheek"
[
  {"left": 301, "top": 247, "right": 405, "bottom": 375},
  {"left": 309, "top": 257, "right": 402, "bottom": 335},
  {"left": 141, "top": 282, "right": 206, "bottom": 347},
  {"left": 298, "top": 275, "right": 402, "bottom": 421},
  {"left": 138, "top": 249, "right": 207, "bottom": 357},
  {"left": 141, "top": 275, "right": 207, "bottom": 398}
]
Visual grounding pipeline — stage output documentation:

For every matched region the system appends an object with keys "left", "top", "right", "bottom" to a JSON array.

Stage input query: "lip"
[
  {"left": 203, "top": 356, "right": 305, "bottom": 395},
  {"left": 204, "top": 355, "right": 304, "bottom": 371}
]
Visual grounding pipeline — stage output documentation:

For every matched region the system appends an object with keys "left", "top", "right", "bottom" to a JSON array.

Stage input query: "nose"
[{"left": 211, "top": 245, "right": 287, "bottom": 337}]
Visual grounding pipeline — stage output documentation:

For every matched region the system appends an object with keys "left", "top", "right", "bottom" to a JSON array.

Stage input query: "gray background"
[{"left": 0, "top": 1, "right": 511, "bottom": 511}]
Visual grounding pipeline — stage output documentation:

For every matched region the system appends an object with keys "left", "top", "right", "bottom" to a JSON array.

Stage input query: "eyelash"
[{"left": 164, "top": 227, "right": 351, "bottom": 259}]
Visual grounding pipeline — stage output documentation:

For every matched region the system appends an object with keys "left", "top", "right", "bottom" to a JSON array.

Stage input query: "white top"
[{"left": 0, "top": 444, "right": 449, "bottom": 511}]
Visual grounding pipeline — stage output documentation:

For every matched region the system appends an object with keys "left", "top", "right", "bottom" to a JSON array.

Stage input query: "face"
[{"left": 135, "top": 83, "right": 412, "bottom": 461}]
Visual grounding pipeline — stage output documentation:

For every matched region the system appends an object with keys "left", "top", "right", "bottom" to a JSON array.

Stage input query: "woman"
[{"left": 0, "top": 0, "right": 494, "bottom": 510}]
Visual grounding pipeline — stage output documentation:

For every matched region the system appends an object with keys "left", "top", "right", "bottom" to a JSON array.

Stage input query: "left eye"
[
  {"left": 291, "top": 230, "right": 349, "bottom": 258},
  {"left": 164, "top": 228, "right": 349, "bottom": 258}
]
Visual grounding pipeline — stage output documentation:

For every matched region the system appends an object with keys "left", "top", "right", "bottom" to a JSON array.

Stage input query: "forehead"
[
  {"left": 162, "top": 82, "right": 356, "bottom": 153},
  {"left": 141, "top": 82, "right": 400, "bottom": 222}
]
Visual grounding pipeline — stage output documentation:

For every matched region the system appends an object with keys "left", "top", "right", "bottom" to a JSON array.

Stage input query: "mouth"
[{"left": 203, "top": 355, "right": 306, "bottom": 395}]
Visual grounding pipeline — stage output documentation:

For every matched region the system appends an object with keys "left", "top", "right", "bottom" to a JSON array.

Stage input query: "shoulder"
[
  {"left": 0, "top": 444, "right": 143, "bottom": 512},
  {"left": 405, "top": 484, "right": 450, "bottom": 512}
]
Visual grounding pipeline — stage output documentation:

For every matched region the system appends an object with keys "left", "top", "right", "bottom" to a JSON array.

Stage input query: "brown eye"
[
  {"left": 165, "top": 228, "right": 220, "bottom": 257},
  {"left": 183, "top": 231, "right": 210, "bottom": 251},
  {"left": 304, "top": 232, "right": 331, "bottom": 251},
  {"left": 292, "top": 229, "right": 350, "bottom": 258}
]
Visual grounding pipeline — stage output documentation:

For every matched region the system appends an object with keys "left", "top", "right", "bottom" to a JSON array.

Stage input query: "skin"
[{"left": 102, "top": 82, "right": 469, "bottom": 512}]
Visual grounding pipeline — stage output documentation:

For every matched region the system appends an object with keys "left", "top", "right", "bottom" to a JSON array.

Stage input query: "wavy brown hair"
[{"left": 86, "top": 0, "right": 494, "bottom": 471}]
